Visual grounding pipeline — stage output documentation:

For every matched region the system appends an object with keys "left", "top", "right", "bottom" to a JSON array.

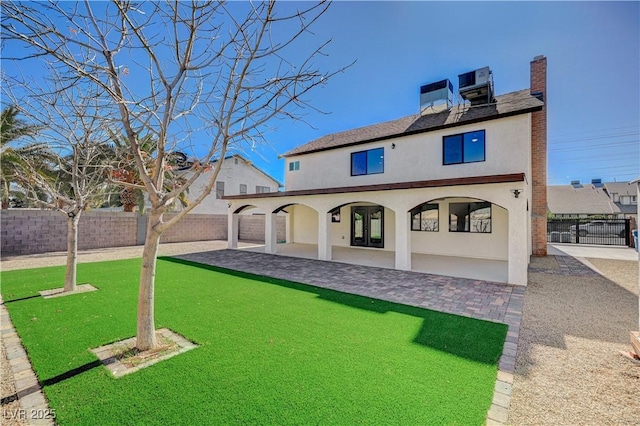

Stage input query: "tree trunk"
[
  {"left": 64, "top": 212, "right": 81, "bottom": 292},
  {"left": 136, "top": 210, "right": 162, "bottom": 351}
]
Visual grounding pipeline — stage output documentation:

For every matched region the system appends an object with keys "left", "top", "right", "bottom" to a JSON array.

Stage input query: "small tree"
[
  {"left": 3, "top": 1, "right": 347, "bottom": 350},
  {"left": 4, "top": 72, "right": 116, "bottom": 293}
]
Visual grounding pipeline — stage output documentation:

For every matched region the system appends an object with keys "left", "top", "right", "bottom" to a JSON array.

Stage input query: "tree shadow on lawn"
[{"left": 162, "top": 257, "right": 507, "bottom": 365}]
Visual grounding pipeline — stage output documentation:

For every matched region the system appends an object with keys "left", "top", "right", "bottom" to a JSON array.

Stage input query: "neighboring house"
[
  {"left": 225, "top": 56, "right": 549, "bottom": 286},
  {"left": 179, "top": 154, "right": 281, "bottom": 215},
  {"left": 603, "top": 181, "right": 638, "bottom": 220},
  {"left": 547, "top": 180, "right": 622, "bottom": 217}
]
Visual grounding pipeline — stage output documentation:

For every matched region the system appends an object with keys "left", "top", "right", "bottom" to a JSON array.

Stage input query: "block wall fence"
[{"left": 1, "top": 210, "right": 285, "bottom": 256}]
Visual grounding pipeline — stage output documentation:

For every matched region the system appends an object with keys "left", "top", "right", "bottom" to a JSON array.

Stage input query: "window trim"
[
  {"left": 215, "top": 181, "right": 225, "bottom": 199},
  {"left": 410, "top": 203, "right": 439, "bottom": 232},
  {"left": 351, "top": 147, "right": 384, "bottom": 176},
  {"left": 448, "top": 201, "right": 492, "bottom": 233},
  {"left": 443, "top": 130, "right": 486, "bottom": 165},
  {"left": 289, "top": 160, "right": 300, "bottom": 171}
]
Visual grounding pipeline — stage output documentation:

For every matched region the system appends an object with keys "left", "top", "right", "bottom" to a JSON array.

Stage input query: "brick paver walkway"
[{"left": 176, "top": 249, "right": 526, "bottom": 425}]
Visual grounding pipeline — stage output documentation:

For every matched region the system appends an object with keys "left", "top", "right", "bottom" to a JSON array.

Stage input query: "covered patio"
[
  {"left": 225, "top": 174, "right": 529, "bottom": 285},
  {"left": 239, "top": 242, "right": 509, "bottom": 283}
]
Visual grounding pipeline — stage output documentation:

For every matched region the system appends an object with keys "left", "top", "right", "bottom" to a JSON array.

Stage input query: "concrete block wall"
[
  {"left": 1, "top": 210, "right": 138, "bottom": 255},
  {"left": 238, "top": 215, "right": 286, "bottom": 242},
  {"left": 1, "top": 210, "right": 286, "bottom": 256},
  {"left": 161, "top": 214, "right": 227, "bottom": 243}
]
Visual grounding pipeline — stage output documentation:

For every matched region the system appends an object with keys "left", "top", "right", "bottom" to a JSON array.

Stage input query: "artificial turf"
[{"left": 1, "top": 257, "right": 507, "bottom": 425}]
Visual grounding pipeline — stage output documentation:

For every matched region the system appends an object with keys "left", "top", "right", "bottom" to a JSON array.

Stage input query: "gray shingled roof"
[
  {"left": 604, "top": 181, "right": 636, "bottom": 197},
  {"left": 282, "top": 89, "right": 543, "bottom": 157},
  {"left": 547, "top": 185, "right": 621, "bottom": 215}
]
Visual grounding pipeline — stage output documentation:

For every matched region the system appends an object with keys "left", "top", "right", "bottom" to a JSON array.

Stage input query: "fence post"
[{"left": 575, "top": 219, "right": 580, "bottom": 244}]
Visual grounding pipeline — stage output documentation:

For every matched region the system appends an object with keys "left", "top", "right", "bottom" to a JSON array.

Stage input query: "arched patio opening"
[{"left": 407, "top": 196, "right": 510, "bottom": 283}]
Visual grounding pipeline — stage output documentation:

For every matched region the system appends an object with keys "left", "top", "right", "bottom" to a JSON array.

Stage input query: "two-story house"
[
  {"left": 225, "top": 56, "right": 548, "bottom": 286},
  {"left": 604, "top": 181, "right": 638, "bottom": 221},
  {"left": 179, "top": 154, "right": 281, "bottom": 215}
]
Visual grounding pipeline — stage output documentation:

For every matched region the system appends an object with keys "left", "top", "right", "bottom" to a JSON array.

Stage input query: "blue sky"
[
  {"left": 3, "top": 2, "right": 638, "bottom": 187},
  {"left": 243, "top": 1, "right": 639, "bottom": 186}
]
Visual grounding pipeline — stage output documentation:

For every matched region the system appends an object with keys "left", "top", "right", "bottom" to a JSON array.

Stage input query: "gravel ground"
[
  {"left": 1, "top": 333, "right": 27, "bottom": 426},
  {"left": 0, "top": 240, "right": 253, "bottom": 272},
  {"left": 509, "top": 256, "right": 640, "bottom": 425}
]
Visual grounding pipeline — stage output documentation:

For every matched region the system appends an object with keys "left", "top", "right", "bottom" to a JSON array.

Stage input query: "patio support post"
[
  {"left": 508, "top": 201, "right": 528, "bottom": 285},
  {"left": 395, "top": 210, "right": 412, "bottom": 270},
  {"left": 228, "top": 211, "right": 238, "bottom": 249},
  {"left": 318, "top": 211, "right": 332, "bottom": 261},
  {"left": 265, "top": 212, "right": 278, "bottom": 254}
]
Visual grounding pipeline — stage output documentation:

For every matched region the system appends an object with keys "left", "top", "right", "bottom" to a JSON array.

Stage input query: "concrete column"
[
  {"left": 395, "top": 210, "right": 412, "bottom": 271},
  {"left": 228, "top": 211, "right": 238, "bottom": 249},
  {"left": 265, "top": 212, "right": 278, "bottom": 254},
  {"left": 285, "top": 209, "right": 293, "bottom": 244},
  {"left": 508, "top": 200, "right": 528, "bottom": 286},
  {"left": 318, "top": 211, "right": 332, "bottom": 261}
]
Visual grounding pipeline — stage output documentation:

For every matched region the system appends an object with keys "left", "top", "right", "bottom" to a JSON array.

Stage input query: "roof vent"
[
  {"left": 419, "top": 79, "right": 453, "bottom": 115},
  {"left": 458, "top": 66, "right": 495, "bottom": 106},
  {"left": 591, "top": 178, "right": 603, "bottom": 188}
]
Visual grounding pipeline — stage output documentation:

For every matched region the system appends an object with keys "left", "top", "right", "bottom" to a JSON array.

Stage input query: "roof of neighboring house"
[
  {"left": 179, "top": 153, "right": 282, "bottom": 187},
  {"left": 547, "top": 184, "right": 622, "bottom": 215},
  {"left": 282, "top": 89, "right": 544, "bottom": 158},
  {"left": 604, "top": 181, "right": 636, "bottom": 197}
]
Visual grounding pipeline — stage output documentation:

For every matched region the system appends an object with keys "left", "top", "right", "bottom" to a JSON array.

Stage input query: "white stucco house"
[
  {"left": 225, "top": 56, "right": 548, "bottom": 286},
  {"left": 182, "top": 154, "right": 281, "bottom": 215}
]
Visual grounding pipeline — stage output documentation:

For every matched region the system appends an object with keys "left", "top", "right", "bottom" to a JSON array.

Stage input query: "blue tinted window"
[
  {"left": 443, "top": 134, "right": 463, "bottom": 164},
  {"left": 367, "top": 148, "right": 384, "bottom": 174},
  {"left": 351, "top": 148, "right": 384, "bottom": 176},
  {"left": 351, "top": 151, "right": 368, "bottom": 176},
  {"left": 443, "top": 130, "right": 485, "bottom": 165},
  {"left": 463, "top": 131, "right": 485, "bottom": 163}
]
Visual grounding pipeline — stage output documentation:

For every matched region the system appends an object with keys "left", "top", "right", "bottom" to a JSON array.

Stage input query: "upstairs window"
[
  {"left": 256, "top": 185, "right": 270, "bottom": 193},
  {"left": 239, "top": 184, "right": 247, "bottom": 195},
  {"left": 449, "top": 202, "right": 491, "bottom": 233},
  {"left": 411, "top": 203, "right": 439, "bottom": 232},
  {"left": 351, "top": 147, "right": 384, "bottom": 176},
  {"left": 443, "top": 130, "right": 485, "bottom": 165},
  {"left": 216, "top": 181, "right": 225, "bottom": 199},
  {"left": 289, "top": 160, "right": 300, "bottom": 171}
]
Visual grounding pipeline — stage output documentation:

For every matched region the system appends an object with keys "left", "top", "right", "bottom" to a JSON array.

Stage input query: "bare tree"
[
  {"left": 2, "top": 1, "right": 346, "bottom": 350},
  {"left": 4, "top": 71, "right": 116, "bottom": 293}
]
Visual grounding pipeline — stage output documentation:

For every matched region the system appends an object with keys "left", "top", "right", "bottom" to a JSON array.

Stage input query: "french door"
[{"left": 351, "top": 206, "right": 384, "bottom": 248}]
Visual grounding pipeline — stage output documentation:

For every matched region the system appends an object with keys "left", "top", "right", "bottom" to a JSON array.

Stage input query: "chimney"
[{"left": 530, "top": 55, "right": 547, "bottom": 256}]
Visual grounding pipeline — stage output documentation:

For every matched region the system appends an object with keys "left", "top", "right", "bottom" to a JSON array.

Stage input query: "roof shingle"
[{"left": 282, "top": 89, "right": 543, "bottom": 157}]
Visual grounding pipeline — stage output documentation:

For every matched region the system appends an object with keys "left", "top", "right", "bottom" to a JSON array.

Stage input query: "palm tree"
[
  {"left": 109, "top": 132, "right": 190, "bottom": 213},
  {"left": 0, "top": 105, "right": 49, "bottom": 208}
]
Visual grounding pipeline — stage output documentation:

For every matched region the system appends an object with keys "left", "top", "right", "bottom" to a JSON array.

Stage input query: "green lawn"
[{"left": 1, "top": 258, "right": 507, "bottom": 425}]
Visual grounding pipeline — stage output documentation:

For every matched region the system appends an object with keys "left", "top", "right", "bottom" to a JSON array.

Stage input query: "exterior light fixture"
[
  {"left": 511, "top": 189, "right": 521, "bottom": 198},
  {"left": 391, "top": 143, "right": 396, "bottom": 149}
]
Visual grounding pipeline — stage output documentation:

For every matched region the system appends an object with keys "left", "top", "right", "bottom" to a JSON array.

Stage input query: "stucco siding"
[{"left": 285, "top": 115, "right": 532, "bottom": 191}]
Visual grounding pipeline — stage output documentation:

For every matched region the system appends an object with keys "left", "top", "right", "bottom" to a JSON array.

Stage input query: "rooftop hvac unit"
[
  {"left": 458, "top": 66, "right": 494, "bottom": 105},
  {"left": 419, "top": 79, "right": 453, "bottom": 115}
]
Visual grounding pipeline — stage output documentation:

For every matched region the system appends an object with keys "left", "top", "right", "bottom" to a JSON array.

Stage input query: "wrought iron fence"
[{"left": 547, "top": 216, "right": 631, "bottom": 246}]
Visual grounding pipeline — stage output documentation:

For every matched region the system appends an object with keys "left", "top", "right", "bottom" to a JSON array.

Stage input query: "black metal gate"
[{"left": 547, "top": 216, "right": 631, "bottom": 246}]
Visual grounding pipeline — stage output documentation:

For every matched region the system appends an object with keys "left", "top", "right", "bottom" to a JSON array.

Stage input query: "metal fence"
[{"left": 547, "top": 216, "right": 631, "bottom": 246}]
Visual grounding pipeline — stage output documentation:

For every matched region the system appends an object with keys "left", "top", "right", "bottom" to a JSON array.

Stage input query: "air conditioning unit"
[
  {"left": 458, "top": 66, "right": 494, "bottom": 105},
  {"left": 419, "top": 79, "right": 453, "bottom": 115}
]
